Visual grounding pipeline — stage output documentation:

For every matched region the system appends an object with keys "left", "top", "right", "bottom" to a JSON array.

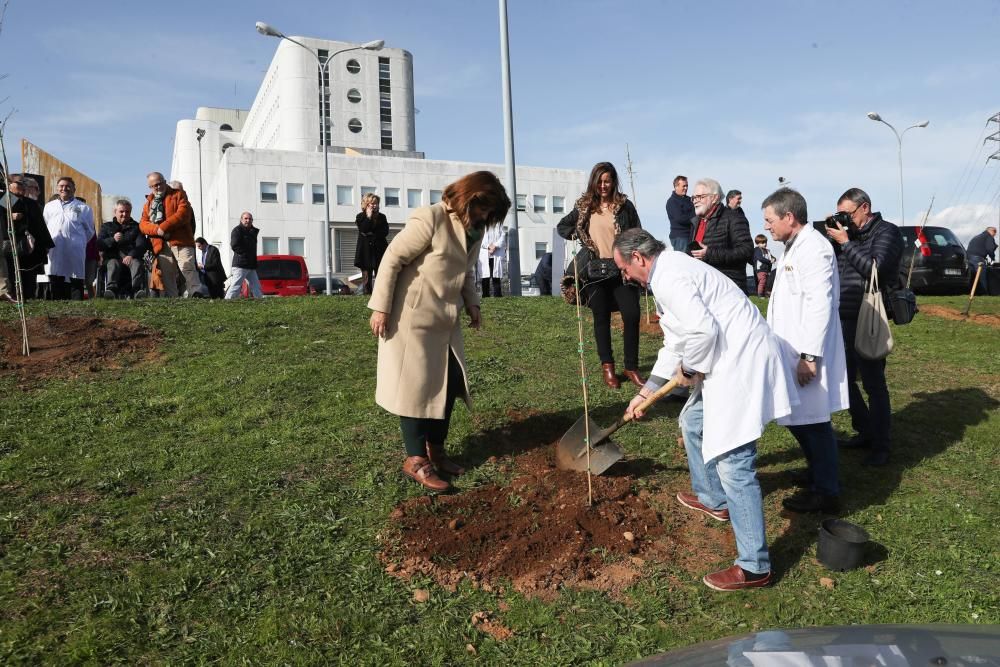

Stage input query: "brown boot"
[
  {"left": 426, "top": 442, "right": 465, "bottom": 476},
  {"left": 622, "top": 368, "right": 645, "bottom": 388},
  {"left": 402, "top": 456, "right": 450, "bottom": 491},
  {"left": 601, "top": 362, "right": 620, "bottom": 389}
]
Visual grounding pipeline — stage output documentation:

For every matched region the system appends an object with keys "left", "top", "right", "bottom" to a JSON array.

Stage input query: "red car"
[{"left": 255, "top": 254, "right": 310, "bottom": 297}]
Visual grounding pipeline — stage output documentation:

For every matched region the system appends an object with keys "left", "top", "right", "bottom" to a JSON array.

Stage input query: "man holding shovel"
[{"left": 613, "top": 228, "right": 797, "bottom": 591}]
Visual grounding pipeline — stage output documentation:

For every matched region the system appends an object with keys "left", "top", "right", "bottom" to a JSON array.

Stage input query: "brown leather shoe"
[
  {"left": 676, "top": 491, "right": 730, "bottom": 521},
  {"left": 703, "top": 564, "right": 772, "bottom": 591},
  {"left": 601, "top": 363, "right": 620, "bottom": 389},
  {"left": 426, "top": 442, "right": 465, "bottom": 476},
  {"left": 622, "top": 368, "right": 645, "bottom": 388},
  {"left": 402, "top": 456, "right": 450, "bottom": 491}
]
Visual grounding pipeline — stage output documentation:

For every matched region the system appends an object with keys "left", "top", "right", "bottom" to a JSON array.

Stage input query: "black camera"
[{"left": 825, "top": 211, "right": 853, "bottom": 228}]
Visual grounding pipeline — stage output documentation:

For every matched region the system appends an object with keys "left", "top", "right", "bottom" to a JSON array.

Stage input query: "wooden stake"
[
  {"left": 0, "top": 117, "right": 30, "bottom": 356},
  {"left": 571, "top": 242, "right": 593, "bottom": 506},
  {"left": 906, "top": 195, "right": 935, "bottom": 289},
  {"left": 962, "top": 263, "right": 983, "bottom": 317}
]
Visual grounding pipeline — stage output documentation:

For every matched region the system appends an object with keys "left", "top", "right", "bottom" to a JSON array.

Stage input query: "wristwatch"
[
  {"left": 681, "top": 367, "right": 697, "bottom": 379},
  {"left": 799, "top": 353, "right": 819, "bottom": 362}
]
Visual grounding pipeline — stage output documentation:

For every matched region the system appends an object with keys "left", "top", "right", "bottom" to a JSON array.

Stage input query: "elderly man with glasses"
[
  {"left": 825, "top": 188, "right": 903, "bottom": 466},
  {"left": 1, "top": 174, "right": 54, "bottom": 302},
  {"left": 689, "top": 178, "right": 754, "bottom": 291},
  {"left": 139, "top": 172, "right": 202, "bottom": 298}
]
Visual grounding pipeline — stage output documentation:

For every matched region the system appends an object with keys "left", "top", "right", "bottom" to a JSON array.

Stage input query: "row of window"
[
  {"left": 259, "top": 236, "right": 306, "bottom": 256},
  {"left": 259, "top": 182, "right": 566, "bottom": 213}
]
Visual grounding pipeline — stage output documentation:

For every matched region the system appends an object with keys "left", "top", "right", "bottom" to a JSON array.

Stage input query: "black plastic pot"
[{"left": 817, "top": 519, "right": 870, "bottom": 571}]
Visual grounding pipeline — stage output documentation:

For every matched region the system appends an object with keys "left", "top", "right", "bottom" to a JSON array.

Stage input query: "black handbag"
[{"left": 586, "top": 257, "right": 620, "bottom": 281}]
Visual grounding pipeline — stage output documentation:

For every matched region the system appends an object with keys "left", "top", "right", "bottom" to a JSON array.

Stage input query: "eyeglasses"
[
  {"left": 149, "top": 181, "right": 166, "bottom": 189},
  {"left": 691, "top": 193, "right": 715, "bottom": 202}
]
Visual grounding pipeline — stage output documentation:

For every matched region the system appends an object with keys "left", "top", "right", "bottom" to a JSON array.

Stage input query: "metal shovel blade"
[{"left": 555, "top": 413, "right": 625, "bottom": 475}]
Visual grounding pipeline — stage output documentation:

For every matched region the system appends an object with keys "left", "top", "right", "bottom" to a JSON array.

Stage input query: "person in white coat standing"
[
  {"left": 43, "top": 177, "right": 94, "bottom": 300},
  {"left": 762, "top": 188, "right": 850, "bottom": 514},
  {"left": 614, "top": 228, "right": 797, "bottom": 592},
  {"left": 477, "top": 223, "right": 506, "bottom": 297}
]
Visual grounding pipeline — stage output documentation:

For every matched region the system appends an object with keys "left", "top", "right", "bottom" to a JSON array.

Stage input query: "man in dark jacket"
[
  {"left": 666, "top": 175, "right": 695, "bottom": 252},
  {"left": 689, "top": 178, "right": 753, "bottom": 288},
  {"left": 1, "top": 174, "right": 54, "bottom": 302},
  {"left": 196, "top": 237, "right": 227, "bottom": 299},
  {"left": 966, "top": 226, "right": 997, "bottom": 293},
  {"left": 225, "top": 211, "right": 262, "bottom": 299},
  {"left": 826, "top": 188, "right": 903, "bottom": 466},
  {"left": 98, "top": 200, "right": 145, "bottom": 298}
]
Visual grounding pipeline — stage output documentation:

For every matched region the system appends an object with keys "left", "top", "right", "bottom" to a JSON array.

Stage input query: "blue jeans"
[
  {"left": 225, "top": 267, "right": 263, "bottom": 299},
  {"left": 786, "top": 422, "right": 839, "bottom": 497},
  {"left": 679, "top": 390, "right": 771, "bottom": 574},
  {"left": 670, "top": 237, "right": 690, "bottom": 252}
]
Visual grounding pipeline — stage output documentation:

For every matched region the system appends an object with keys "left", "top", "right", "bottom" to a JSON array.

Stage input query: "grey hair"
[
  {"left": 23, "top": 176, "right": 39, "bottom": 188},
  {"left": 761, "top": 187, "right": 807, "bottom": 224},
  {"left": 695, "top": 178, "right": 723, "bottom": 199},
  {"left": 837, "top": 188, "right": 871, "bottom": 209},
  {"left": 147, "top": 171, "right": 164, "bottom": 181},
  {"left": 168, "top": 180, "right": 183, "bottom": 190},
  {"left": 114, "top": 199, "right": 132, "bottom": 208},
  {"left": 614, "top": 228, "right": 667, "bottom": 260}
]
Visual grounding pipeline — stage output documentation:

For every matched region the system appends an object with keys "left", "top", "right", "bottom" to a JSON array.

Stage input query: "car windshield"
[
  {"left": 257, "top": 260, "right": 303, "bottom": 280},
  {"left": 901, "top": 227, "right": 964, "bottom": 248}
]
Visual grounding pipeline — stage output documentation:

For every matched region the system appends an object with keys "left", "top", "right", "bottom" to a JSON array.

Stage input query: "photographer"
[{"left": 825, "top": 188, "right": 903, "bottom": 466}]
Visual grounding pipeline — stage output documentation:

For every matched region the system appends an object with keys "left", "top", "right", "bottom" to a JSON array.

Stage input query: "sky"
[{"left": 4, "top": 0, "right": 1000, "bottom": 248}]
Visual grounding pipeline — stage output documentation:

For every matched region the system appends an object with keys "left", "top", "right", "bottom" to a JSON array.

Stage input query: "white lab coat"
[
  {"left": 648, "top": 250, "right": 797, "bottom": 462},
  {"left": 766, "top": 224, "right": 849, "bottom": 426},
  {"left": 43, "top": 198, "right": 94, "bottom": 279},
  {"left": 477, "top": 225, "right": 506, "bottom": 280}
]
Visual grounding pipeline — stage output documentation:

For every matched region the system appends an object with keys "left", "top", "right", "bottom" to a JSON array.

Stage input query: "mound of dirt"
[
  {"left": 382, "top": 447, "right": 735, "bottom": 599},
  {"left": 919, "top": 304, "right": 1000, "bottom": 328},
  {"left": 611, "top": 312, "right": 662, "bottom": 337},
  {"left": 0, "top": 316, "right": 162, "bottom": 387}
]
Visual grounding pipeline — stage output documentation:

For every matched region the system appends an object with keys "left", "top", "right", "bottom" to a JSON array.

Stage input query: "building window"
[
  {"left": 378, "top": 56, "right": 392, "bottom": 149},
  {"left": 346, "top": 59, "right": 360, "bottom": 74},
  {"left": 429, "top": 190, "right": 443, "bottom": 204},
  {"left": 348, "top": 118, "right": 363, "bottom": 134},
  {"left": 361, "top": 186, "right": 377, "bottom": 198},
  {"left": 286, "top": 183, "right": 304, "bottom": 204},
  {"left": 312, "top": 184, "right": 325, "bottom": 204},
  {"left": 552, "top": 196, "right": 565, "bottom": 214},
  {"left": 347, "top": 89, "right": 361, "bottom": 103},
  {"left": 516, "top": 194, "right": 526, "bottom": 212},
  {"left": 384, "top": 188, "right": 400, "bottom": 207},
  {"left": 289, "top": 237, "right": 305, "bottom": 257},
  {"left": 535, "top": 242, "right": 548, "bottom": 260},
  {"left": 219, "top": 123, "right": 233, "bottom": 131},
  {"left": 532, "top": 195, "right": 546, "bottom": 212},
  {"left": 221, "top": 143, "right": 234, "bottom": 153},
  {"left": 260, "top": 182, "right": 278, "bottom": 203},
  {"left": 262, "top": 237, "right": 279, "bottom": 255},
  {"left": 336, "top": 185, "right": 354, "bottom": 206},
  {"left": 406, "top": 189, "right": 422, "bottom": 208}
]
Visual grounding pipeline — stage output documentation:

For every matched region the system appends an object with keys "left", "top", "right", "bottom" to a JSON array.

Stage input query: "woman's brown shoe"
[
  {"left": 622, "top": 369, "right": 645, "bottom": 388},
  {"left": 426, "top": 442, "right": 465, "bottom": 476},
  {"left": 402, "top": 456, "right": 450, "bottom": 491},
  {"left": 601, "top": 363, "right": 620, "bottom": 389}
]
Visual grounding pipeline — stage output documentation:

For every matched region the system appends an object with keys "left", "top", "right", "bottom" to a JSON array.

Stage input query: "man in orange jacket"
[{"left": 139, "top": 172, "right": 203, "bottom": 297}]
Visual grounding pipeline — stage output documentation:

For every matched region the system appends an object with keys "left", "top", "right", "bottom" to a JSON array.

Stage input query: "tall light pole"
[
  {"left": 498, "top": 0, "right": 521, "bottom": 295},
  {"left": 866, "top": 112, "right": 929, "bottom": 226},
  {"left": 256, "top": 22, "right": 383, "bottom": 294},
  {"left": 195, "top": 128, "right": 205, "bottom": 239}
]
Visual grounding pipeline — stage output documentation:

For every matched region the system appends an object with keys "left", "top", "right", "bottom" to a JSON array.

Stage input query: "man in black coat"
[
  {"left": 1, "top": 174, "right": 55, "bottom": 302},
  {"left": 196, "top": 237, "right": 227, "bottom": 299},
  {"left": 665, "top": 175, "right": 695, "bottom": 252},
  {"left": 225, "top": 211, "right": 262, "bottom": 299},
  {"left": 826, "top": 188, "right": 903, "bottom": 466},
  {"left": 689, "top": 178, "right": 753, "bottom": 289},
  {"left": 97, "top": 200, "right": 146, "bottom": 298},
  {"left": 966, "top": 226, "right": 997, "bottom": 293}
]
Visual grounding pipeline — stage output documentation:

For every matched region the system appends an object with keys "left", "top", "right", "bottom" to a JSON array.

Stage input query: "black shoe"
[
  {"left": 862, "top": 451, "right": 890, "bottom": 466},
  {"left": 103, "top": 289, "right": 117, "bottom": 299},
  {"left": 782, "top": 490, "right": 839, "bottom": 513},
  {"left": 788, "top": 468, "right": 812, "bottom": 488},
  {"left": 837, "top": 435, "right": 871, "bottom": 449}
]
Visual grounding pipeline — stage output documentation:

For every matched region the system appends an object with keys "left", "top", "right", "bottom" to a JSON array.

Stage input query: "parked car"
[
  {"left": 308, "top": 276, "right": 352, "bottom": 295},
  {"left": 255, "top": 255, "right": 309, "bottom": 297},
  {"left": 897, "top": 226, "right": 968, "bottom": 294}
]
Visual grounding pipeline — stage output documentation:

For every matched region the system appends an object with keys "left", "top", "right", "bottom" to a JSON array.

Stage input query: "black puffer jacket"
[
  {"left": 697, "top": 204, "right": 753, "bottom": 286},
  {"left": 98, "top": 217, "right": 144, "bottom": 261},
  {"left": 834, "top": 212, "right": 904, "bottom": 321},
  {"left": 230, "top": 223, "right": 259, "bottom": 269}
]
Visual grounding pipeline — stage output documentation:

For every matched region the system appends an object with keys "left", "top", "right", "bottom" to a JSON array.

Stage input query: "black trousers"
[
  {"left": 586, "top": 279, "right": 640, "bottom": 369},
  {"left": 841, "top": 319, "right": 891, "bottom": 453},
  {"left": 49, "top": 275, "right": 84, "bottom": 301},
  {"left": 480, "top": 258, "right": 501, "bottom": 297},
  {"left": 399, "top": 350, "right": 464, "bottom": 457}
]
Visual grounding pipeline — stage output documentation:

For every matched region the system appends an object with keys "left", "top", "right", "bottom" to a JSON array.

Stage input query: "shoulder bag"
[{"left": 855, "top": 260, "right": 894, "bottom": 360}]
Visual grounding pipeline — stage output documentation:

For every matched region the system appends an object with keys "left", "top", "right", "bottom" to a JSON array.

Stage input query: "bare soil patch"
[
  {"left": 611, "top": 312, "right": 663, "bottom": 338},
  {"left": 0, "top": 316, "right": 162, "bottom": 387},
  {"left": 382, "top": 445, "right": 734, "bottom": 599},
  {"left": 919, "top": 304, "right": 1000, "bottom": 328}
]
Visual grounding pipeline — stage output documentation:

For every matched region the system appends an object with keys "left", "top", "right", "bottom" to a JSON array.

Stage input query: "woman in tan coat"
[{"left": 369, "top": 171, "right": 511, "bottom": 491}]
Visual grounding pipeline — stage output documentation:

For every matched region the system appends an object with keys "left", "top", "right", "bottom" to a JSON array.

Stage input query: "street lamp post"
[
  {"left": 498, "top": 0, "right": 521, "bottom": 295},
  {"left": 866, "top": 112, "right": 929, "bottom": 225},
  {"left": 195, "top": 128, "right": 205, "bottom": 239},
  {"left": 256, "top": 22, "right": 383, "bottom": 294}
]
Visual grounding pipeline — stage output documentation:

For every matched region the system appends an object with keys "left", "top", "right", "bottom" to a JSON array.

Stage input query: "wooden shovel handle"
[{"left": 622, "top": 378, "right": 681, "bottom": 425}]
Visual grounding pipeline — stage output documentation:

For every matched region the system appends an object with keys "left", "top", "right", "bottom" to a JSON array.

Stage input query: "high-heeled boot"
[
  {"left": 601, "top": 362, "right": 620, "bottom": 389},
  {"left": 426, "top": 442, "right": 466, "bottom": 476}
]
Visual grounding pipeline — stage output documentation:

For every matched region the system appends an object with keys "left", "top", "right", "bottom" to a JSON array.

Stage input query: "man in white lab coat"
[
  {"left": 762, "top": 188, "right": 850, "bottom": 514},
  {"left": 43, "top": 177, "right": 94, "bottom": 300},
  {"left": 477, "top": 224, "right": 506, "bottom": 297},
  {"left": 614, "top": 228, "right": 797, "bottom": 591}
]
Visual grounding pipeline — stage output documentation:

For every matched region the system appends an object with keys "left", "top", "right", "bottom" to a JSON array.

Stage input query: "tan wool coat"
[{"left": 368, "top": 203, "right": 482, "bottom": 419}]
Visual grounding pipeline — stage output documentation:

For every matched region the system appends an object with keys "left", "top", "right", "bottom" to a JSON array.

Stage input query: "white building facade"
[{"left": 170, "top": 35, "right": 586, "bottom": 279}]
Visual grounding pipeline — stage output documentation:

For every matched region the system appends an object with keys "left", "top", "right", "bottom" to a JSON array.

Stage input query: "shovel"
[{"left": 556, "top": 379, "right": 680, "bottom": 475}]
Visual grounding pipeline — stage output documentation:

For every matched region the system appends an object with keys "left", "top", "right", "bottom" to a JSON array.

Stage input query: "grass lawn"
[{"left": 1, "top": 294, "right": 997, "bottom": 664}]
